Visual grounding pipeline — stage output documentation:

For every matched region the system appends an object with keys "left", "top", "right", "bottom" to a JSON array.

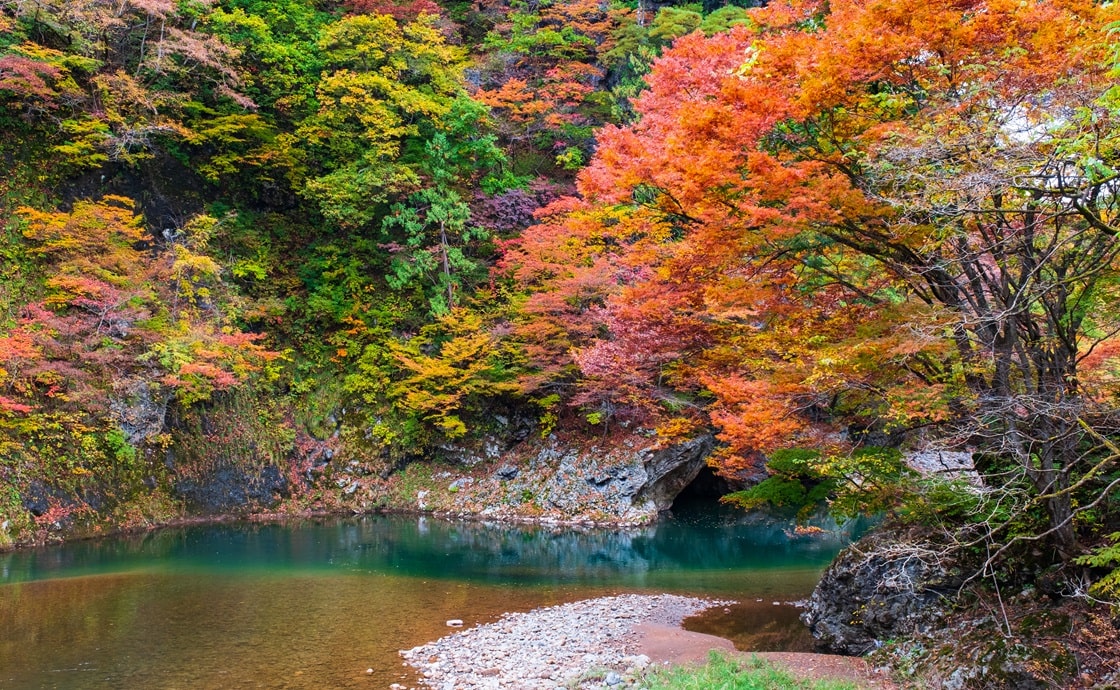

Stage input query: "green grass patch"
[{"left": 640, "top": 652, "right": 859, "bottom": 690}]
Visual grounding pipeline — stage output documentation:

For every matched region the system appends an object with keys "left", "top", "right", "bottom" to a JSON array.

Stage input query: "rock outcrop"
[
  {"left": 477, "top": 432, "right": 716, "bottom": 524},
  {"left": 634, "top": 435, "right": 718, "bottom": 510},
  {"left": 323, "top": 430, "right": 722, "bottom": 525},
  {"left": 173, "top": 462, "right": 290, "bottom": 514},
  {"left": 109, "top": 381, "right": 170, "bottom": 446},
  {"left": 526, "top": 433, "right": 716, "bottom": 520},
  {"left": 801, "top": 528, "right": 962, "bottom": 655}
]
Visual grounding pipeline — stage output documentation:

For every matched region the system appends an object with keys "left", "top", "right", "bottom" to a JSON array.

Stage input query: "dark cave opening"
[{"left": 669, "top": 464, "right": 733, "bottom": 514}]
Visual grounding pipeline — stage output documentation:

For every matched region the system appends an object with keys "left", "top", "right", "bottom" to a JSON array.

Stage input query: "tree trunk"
[
  {"left": 1043, "top": 490, "right": 1079, "bottom": 559},
  {"left": 440, "top": 220, "right": 453, "bottom": 310}
]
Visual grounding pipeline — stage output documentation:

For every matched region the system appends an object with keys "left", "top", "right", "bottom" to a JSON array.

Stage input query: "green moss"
[
  {"left": 111, "top": 489, "right": 182, "bottom": 531},
  {"left": 388, "top": 462, "right": 437, "bottom": 505},
  {"left": 168, "top": 387, "right": 296, "bottom": 479},
  {"left": 0, "top": 484, "right": 33, "bottom": 549},
  {"left": 291, "top": 374, "right": 345, "bottom": 441},
  {"left": 639, "top": 652, "right": 859, "bottom": 690},
  {"left": 1017, "top": 611, "right": 1071, "bottom": 637}
]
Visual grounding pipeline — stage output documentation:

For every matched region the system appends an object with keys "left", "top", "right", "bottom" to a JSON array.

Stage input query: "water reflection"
[{"left": 0, "top": 510, "right": 865, "bottom": 592}]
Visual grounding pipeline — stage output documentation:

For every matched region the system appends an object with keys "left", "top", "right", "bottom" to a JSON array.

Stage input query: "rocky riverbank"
[
  {"left": 325, "top": 432, "right": 721, "bottom": 529},
  {"left": 0, "top": 426, "right": 719, "bottom": 549},
  {"left": 398, "top": 594, "right": 731, "bottom": 690}
]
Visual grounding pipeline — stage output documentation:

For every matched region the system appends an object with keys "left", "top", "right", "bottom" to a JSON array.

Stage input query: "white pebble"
[{"left": 400, "top": 595, "right": 733, "bottom": 689}]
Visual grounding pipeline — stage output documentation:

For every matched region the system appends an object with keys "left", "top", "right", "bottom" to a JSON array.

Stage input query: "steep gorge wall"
[
  {"left": 304, "top": 428, "right": 719, "bottom": 525},
  {"left": 2, "top": 388, "right": 724, "bottom": 547}
]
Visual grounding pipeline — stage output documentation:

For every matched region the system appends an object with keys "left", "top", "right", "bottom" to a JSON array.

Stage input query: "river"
[{"left": 0, "top": 506, "right": 862, "bottom": 689}]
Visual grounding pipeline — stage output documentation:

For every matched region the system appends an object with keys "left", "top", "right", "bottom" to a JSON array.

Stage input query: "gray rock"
[
  {"left": 496, "top": 465, "right": 520, "bottom": 480},
  {"left": 905, "top": 450, "right": 979, "bottom": 485},
  {"left": 109, "top": 381, "right": 170, "bottom": 446},
  {"left": 633, "top": 434, "right": 716, "bottom": 510},
  {"left": 801, "top": 528, "right": 962, "bottom": 655},
  {"left": 173, "top": 463, "right": 289, "bottom": 514},
  {"left": 516, "top": 434, "right": 718, "bottom": 523}
]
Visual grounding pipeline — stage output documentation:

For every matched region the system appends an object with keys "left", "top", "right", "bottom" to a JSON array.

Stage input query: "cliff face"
[
  {"left": 800, "top": 525, "right": 1120, "bottom": 689},
  {"left": 305, "top": 429, "right": 720, "bottom": 526},
  {"left": 2, "top": 406, "right": 723, "bottom": 548}
]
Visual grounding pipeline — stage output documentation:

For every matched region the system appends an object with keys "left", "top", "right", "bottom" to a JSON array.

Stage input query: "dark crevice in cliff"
[{"left": 669, "top": 465, "right": 731, "bottom": 513}]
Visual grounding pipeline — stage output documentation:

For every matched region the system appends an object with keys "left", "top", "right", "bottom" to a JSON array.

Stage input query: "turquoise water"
[{"left": 0, "top": 510, "right": 860, "bottom": 689}]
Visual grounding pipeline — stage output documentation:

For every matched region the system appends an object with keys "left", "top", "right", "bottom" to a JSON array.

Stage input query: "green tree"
[
  {"left": 382, "top": 120, "right": 504, "bottom": 315},
  {"left": 294, "top": 13, "right": 468, "bottom": 228}
]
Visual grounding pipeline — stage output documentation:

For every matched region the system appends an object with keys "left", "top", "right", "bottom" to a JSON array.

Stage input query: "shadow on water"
[{"left": 0, "top": 507, "right": 869, "bottom": 688}]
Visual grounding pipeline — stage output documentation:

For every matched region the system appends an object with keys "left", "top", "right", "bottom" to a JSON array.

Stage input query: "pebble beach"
[{"left": 398, "top": 594, "right": 731, "bottom": 690}]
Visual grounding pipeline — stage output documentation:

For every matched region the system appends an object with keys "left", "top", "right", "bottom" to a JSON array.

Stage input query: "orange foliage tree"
[
  {"left": 475, "top": 0, "right": 626, "bottom": 168},
  {"left": 505, "top": 0, "right": 1120, "bottom": 556},
  {"left": 2, "top": 197, "right": 277, "bottom": 414}
]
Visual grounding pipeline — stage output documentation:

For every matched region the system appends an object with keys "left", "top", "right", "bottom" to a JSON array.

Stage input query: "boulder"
[{"left": 801, "top": 528, "right": 962, "bottom": 655}]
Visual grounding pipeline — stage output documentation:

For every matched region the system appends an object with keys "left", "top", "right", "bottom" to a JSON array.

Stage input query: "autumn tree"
[
  {"left": 345, "top": 0, "right": 442, "bottom": 23},
  {"left": 0, "top": 0, "right": 255, "bottom": 169},
  {"left": 13, "top": 196, "right": 158, "bottom": 405},
  {"left": 151, "top": 212, "right": 280, "bottom": 406},
  {"left": 733, "top": 0, "right": 1120, "bottom": 559},
  {"left": 506, "top": 0, "right": 1120, "bottom": 563},
  {"left": 8, "top": 197, "right": 277, "bottom": 409},
  {"left": 0, "top": 195, "right": 278, "bottom": 531},
  {"left": 476, "top": 0, "right": 623, "bottom": 169}
]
